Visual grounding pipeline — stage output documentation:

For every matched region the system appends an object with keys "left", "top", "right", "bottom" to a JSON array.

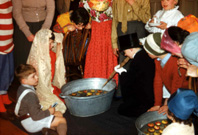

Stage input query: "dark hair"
[
  {"left": 15, "top": 64, "right": 36, "bottom": 82},
  {"left": 168, "top": 26, "right": 190, "bottom": 45},
  {"left": 49, "top": 32, "right": 55, "bottom": 40},
  {"left": 70, "top": 7, "right": 89, "bottom": 26},
  {"left": 168, "top": 109, "right": 193, "bottom": 126}
]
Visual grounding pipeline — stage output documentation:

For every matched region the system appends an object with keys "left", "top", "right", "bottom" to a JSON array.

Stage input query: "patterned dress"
[
  {"left": 27, "top": 29, "right": 66, "bottom": 113},
  {"left": 80, "top": 0, "right": 118, "bottom": 85}
]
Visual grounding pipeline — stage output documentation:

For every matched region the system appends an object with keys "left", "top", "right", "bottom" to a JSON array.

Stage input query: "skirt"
[
  {"left": 84, "top": 20, "right": 118, "bottom": 85},
  {"left": 13, "top": 21, "right": 44, "bottom": 68}
]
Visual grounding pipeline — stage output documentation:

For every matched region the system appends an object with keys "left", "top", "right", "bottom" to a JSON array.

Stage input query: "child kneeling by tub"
[
  {"left": 163, "top": 88, "right": 198, "bottom": 135},
  {"left": 15, "top": 64, "right": 67, "bottom": 135}
]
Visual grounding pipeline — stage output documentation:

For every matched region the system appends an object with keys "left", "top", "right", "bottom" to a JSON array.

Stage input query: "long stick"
[{"left": 102, "top": 57, "right": 130, "bottom": 88}]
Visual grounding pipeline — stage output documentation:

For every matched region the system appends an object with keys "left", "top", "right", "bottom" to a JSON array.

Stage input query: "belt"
[{"left": 19, "top": 114, "right": 30, "bottom": 121}]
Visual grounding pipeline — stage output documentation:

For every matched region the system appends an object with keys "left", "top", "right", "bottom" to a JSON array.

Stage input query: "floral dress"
[{"left": 80, "top": 0, "right": 118, "bottom": 85}]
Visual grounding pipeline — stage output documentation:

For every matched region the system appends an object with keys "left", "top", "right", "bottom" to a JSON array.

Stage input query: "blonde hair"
[
  {"left": 175, "top": 0, "right": 178, "bottom": 4},
  {"left": 161, "top": 0, "right": 178, "bottom": 5}
]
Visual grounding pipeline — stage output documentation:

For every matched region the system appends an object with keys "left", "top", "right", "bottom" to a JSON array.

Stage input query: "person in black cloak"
[{"left": 117, "top": 33, "right": 155, "bottom": 117}]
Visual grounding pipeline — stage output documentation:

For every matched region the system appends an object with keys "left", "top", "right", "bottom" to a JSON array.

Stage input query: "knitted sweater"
[
  {"left": 0, "top": 0, "right": 14, "bottom": 54},
  {"left": 154, "top": 56, "right": 188, "bottom": 106},
  {"left": 12, "top": 0, "right": 55, "bottom": 38}
]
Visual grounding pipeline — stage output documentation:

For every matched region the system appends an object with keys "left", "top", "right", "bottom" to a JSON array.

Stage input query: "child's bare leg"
[{"left": 51, "top": 116, "right": 67, "bottom": 135}]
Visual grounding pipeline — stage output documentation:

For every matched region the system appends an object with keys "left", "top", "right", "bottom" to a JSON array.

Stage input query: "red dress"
[
  {"left": 84, "top": 20, "right": 118, "bottom": 85},
  {"left": 50, "top": 50, "right": 65, "bottom": 103}
]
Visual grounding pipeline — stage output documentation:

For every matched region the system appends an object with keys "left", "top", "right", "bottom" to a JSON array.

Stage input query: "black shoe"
[{"left": 42, "top": 128, "right": 58, "bottom": 135}]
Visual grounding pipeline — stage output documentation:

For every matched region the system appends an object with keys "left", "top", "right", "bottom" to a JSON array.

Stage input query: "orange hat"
[{"left": 178, "top": 14, "right": 198, "bottom": 33}]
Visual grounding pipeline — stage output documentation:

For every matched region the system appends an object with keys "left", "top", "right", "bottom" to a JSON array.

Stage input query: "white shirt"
[
  {"left": 157, "top": 53, "right": 172, "bottom": 98},
  {"left": 162, "top": 122, "right": 195, "bottom": 135},
  {"left": 145, "top": 6, "right": 184, "bottom": 34}
]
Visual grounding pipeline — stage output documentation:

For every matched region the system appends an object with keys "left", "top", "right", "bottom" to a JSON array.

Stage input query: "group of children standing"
[{"left": 1, "top": 0, "right": 198, "bottom": 135}]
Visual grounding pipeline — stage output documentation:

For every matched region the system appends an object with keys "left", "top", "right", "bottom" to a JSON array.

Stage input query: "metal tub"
[
  {"left": 135, "top": 111, "right": 168, "bottom": 135},
  {"left": 60, "top": 78, "right": 116, "bottom": 117}
]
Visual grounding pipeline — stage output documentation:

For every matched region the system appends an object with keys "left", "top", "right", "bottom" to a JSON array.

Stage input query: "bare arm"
[
  {"left": 186, "top": 65, "right": 198, "bottom": 77},
  {"left": 111, "top": 1, "right": 119, "bottom": 51}
]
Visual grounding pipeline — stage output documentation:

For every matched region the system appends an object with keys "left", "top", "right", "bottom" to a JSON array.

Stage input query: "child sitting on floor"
[
  {"left": 27, "top": 29, "right": 66, "bottom": 114},
  {"left": 53, "top": 7, "right": 91, "bottom": 34},
  {"left": 15, "top": 64, "right": 67, "bottom": 135},
  {"left": 162, "top": 88, "right": 198, "bottom": 135}
]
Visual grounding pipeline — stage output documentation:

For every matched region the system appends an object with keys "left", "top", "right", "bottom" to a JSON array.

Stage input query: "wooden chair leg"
[{"left": 189, "top": 77, "right": 197, "bottom": 93}]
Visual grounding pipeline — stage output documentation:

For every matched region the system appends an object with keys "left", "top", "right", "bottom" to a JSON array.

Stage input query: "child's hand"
[
  {"left": 147, "top": 106, "right": 160, "bottom": 112},
  {"left": 149, "top": 19, "right": 154, "bottom": 23},
  {"left": 67, "top": 25, "right": 76, "bottom": 32},
  {"left": 27, "top": 34, "right": 35, "bottom": 42},
  {"left": 124, "top": 48, "right": 141, "bottom": 59},
  {"left": 113, "top": 48, "right": 119, "bottom": 57},
  {"left": 85, "top": 23, "right": 91, "bottom": 29},
  {"left": 48, "top": 106, "right": 55, "bottom": 115},
  {"left": 177, "top": 58, "right": 190, "bottom": 69},
  {"left": 156, "top": 21, "right": 167, "bottom": 30},
  {"left": 54, "top": 111, "right": 63, "bottom": 117},
  {"left": 186, "top": 65, "right": 198, "bottom": 77},
  {"left": 158, "top": 105, "right": 168, "bottom": 115}
]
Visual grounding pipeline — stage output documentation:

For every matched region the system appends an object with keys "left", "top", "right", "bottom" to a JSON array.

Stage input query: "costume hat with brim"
[
  {"left": 118, "top": 33, "right": 142, "bottom": 52},
  {"left": 144, "top": 33, "right": 166, "bottom": 56},
  {"left": 168, "top": 88, "right": 198, "bottom": 120}
]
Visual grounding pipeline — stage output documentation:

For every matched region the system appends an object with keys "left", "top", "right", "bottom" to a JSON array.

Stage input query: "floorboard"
[{"left": 0, "top": 118, "right": 28, "bottom": 135}]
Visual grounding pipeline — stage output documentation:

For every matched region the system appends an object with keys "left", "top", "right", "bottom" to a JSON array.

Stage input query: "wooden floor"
[{"left": 0, "top": 118, "right": 28, "bottom": 135}]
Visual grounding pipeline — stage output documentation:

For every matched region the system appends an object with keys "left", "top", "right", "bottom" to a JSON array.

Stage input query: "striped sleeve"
[{"left": 0, "top": 0, "right": 14, "bottom": 54}]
